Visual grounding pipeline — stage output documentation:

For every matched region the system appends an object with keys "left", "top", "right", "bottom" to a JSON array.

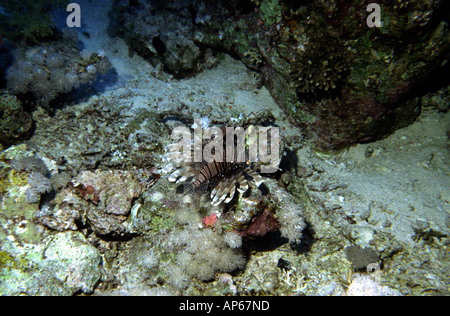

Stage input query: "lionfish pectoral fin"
[
  {"left": 176, "top": 175, "right": 190, "bottom": 183},
  {"left": 224, "top": 189, "right": 236, "bottom": 204},
  {"left": 168, "top": 170, "right": 182, "bottom": 182},
  {"left": 247, "top": 170, "right": 263, "bottom": 187}
]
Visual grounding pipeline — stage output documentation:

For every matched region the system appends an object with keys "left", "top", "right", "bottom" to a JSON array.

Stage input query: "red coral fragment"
[{"left": 202, "top": 213, "right": 218, "bottom": 227}]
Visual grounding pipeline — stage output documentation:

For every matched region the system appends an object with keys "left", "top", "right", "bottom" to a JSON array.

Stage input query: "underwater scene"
[{"left": 0, "top": 0, "right": 449, "bottom": 296}]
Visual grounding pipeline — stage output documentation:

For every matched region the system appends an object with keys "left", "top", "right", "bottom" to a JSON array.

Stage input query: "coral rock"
[
  {"left": 0, "top": 91, "right": 34, "bottom": 146},
  {"left": 6, "top": 42, "right": 111, "bottom": 107},
  {"left": 346, "top": 275, "right": 401, "bottom": 296},
  {"left": 75, "top": 170, "right": 144, "bottom": 216},
  {"left": 241, "top": 209, "right": 280, "bottom": 238},
  {"left": 39, "top": 169, "right": 145, "bottom": 237}
]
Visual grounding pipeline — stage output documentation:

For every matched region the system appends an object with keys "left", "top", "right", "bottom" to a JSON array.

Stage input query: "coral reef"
[
  {"left": 28, "top": 95, "right": 148, "bottom": 172},
  {"left": 0, "top": 91, "right": 34, "bottom": 146},
  {"left": 288, "top": 33, "right": 349, "bottom": 96},
  {"left": 0, "top": 147, "right": 49, "bottom": 245},
  {"left": 75, "top": 170, "right": 144, "bottom": 216},
  {"left": 41, "top": 231, "right": 103, "bottom": 294},
  {"left": 6, "top": 41, "right": 111, "bottom": 106},
  {"left": 0, "top": 0, "right": 67, "bottom": 43},
  {"left": 0, "top": 230, "right": 102, "bottom": 295},
  {"left": 36, "top": 169, "right": 145, "bottom": 237},
  {"left": 114, "top": 0, "right": 450, "bottom": 151},
  {"left": 421, "top": 84, "right": 450, "bottom": 112},
  {"left": 113, "top": 0, "right": 217, "bottom": 78},
  {"left": 1, "top": 0, "right": 448, "bottom": 296},
  {"left": 257, "top": 0, "right": 282, "bottom": 26},
  {"left": 346, "top": 275, "right": 401, "bottom": 296}
]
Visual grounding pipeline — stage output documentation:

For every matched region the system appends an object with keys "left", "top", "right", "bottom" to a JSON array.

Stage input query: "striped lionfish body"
[
  {"left": 162, "top": 125, "right": 263, "bottom": 206},
  {"left": 192, "top": 160, "right": 235, "bottom": 188},
  {"left": 192, "top": 146, "right": 262, "bottom": 206}
]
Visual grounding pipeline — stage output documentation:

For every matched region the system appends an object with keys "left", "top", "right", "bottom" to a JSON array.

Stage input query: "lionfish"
[{"left": 161, "top": 123, "right": 275, "bottom": 206}]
